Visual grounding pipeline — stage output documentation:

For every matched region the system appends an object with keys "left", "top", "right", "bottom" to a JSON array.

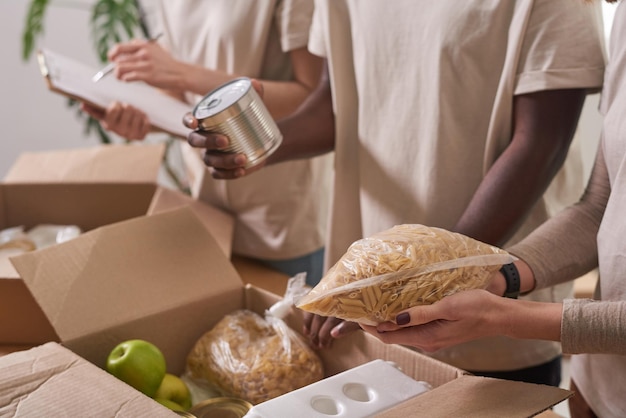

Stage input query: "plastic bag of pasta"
[
  {"left": 185, "top": 275, "right": 324, "bottom": 405},
  {"left": 296, "top": 224, "right": 514, "bottom": 325}
]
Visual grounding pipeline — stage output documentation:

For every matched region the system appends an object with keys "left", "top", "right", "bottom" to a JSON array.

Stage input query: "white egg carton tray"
[{"left": 244, "top": 359, "right": 431, "bottom": 418}]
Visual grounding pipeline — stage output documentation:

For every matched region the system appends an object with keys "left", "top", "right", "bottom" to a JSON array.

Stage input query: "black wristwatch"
[{"left": 500, "top": 263, "right": 520, "bottom": 299}]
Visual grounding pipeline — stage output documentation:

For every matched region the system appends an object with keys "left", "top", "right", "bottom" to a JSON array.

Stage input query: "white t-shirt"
[
  {"left": 569, "top": 1, "right": 626, "bottom": 414},
  {"left": 310, "top": 0, "right": 605, "bottom": 370},
  {"left": 155, "top": 0, "right": 332, "bottom": 260}
]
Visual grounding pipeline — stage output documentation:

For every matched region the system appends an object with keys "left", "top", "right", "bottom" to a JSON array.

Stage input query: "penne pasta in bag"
[{"left": 296, "top": 224, "right": 514, "bottom": 325}]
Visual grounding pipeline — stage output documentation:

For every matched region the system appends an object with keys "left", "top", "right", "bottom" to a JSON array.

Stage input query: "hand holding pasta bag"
[{"left": 296, "top": 224, "right": 515, "bottom": 325}]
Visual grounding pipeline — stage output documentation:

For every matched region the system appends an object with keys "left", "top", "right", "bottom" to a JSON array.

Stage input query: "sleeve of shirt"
[
  {"left": 507, "top": 142, "right": 609, "bottom": 290},
  {"left": 514, "top": 0, "right": 606, "bottom": 95},
  {"left": 154, "top": 1, "right": 174, "bottom": 54},
  {"left": 274, "top": 0, "right": 315, "bottom": 52},
  {"left": 307, "top": 0, "right": 327, "bottom": 58},
  {"left": 561, "top": 298, "right": 626, "bottom": 354}
]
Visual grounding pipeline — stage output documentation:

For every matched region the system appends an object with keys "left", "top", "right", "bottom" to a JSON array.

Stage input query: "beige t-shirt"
[
  {"left": 309, "top": 0, "right": 605, "bottom": 370},
  {"left": 513, "top": 3, "right": 626, "bottom": 413},
  {"left": 156, "top": 0, "right": 332, "bottom": 260}
]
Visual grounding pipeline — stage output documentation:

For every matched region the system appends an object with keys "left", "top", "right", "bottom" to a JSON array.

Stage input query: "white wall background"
[
  {"left": 0, "top": 1, "right": 102, "bottom": 177},
  {"left": 0, "top": 1, "right": 617, "bottom": 181},
  {"left": 0, "top": 0, "right": 172, "bottom": 182}
]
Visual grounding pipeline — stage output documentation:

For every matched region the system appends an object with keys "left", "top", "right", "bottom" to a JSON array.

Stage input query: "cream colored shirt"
[
  {"left": 309, "top": 0, "right": 605, "bottom": 371},
  {"left": 511, "top": 3, "right": 626, "bottom": 414},
  {"left": 156, "top": 0, "right": 332, "bottom": 260}
]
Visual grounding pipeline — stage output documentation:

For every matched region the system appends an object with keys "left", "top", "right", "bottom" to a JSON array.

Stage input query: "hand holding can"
[{"left": 189, "top": 78, "right": 281, "bottom": 170}]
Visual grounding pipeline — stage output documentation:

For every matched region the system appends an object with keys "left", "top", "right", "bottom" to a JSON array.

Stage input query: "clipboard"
[{"left": 37, "top": 48, "right": 192, "bottom": 139}]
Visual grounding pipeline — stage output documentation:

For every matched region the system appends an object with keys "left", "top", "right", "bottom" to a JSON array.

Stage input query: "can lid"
[
  {"left": 188, "top": 397, "right": 253, "bottom": 418},
  {"left": 174, "top": 411, "right": 197, "bottom": 418},
  {"left": 194, "top": 78, "right": 251, "bottom": 119}
]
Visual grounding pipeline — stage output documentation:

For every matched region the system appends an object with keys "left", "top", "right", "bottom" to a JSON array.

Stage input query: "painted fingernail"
[{"left": 396, "top": 312, "right": 410, "bottom": 325}]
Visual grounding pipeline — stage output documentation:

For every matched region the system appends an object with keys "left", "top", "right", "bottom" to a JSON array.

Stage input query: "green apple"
[
  {"left": 154, "top": 373, "right": 193, "bottom": 410},
  {"left": 106, "top": 339, "right": 167, "bottom": 398},
  {"left": 155, "top": 397, "right": 185, "bottom": 412}
]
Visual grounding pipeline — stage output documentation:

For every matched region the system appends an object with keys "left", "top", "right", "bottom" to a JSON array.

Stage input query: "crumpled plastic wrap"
[
  {"left": 0, "top": 224, "right": 81, "bottom": 254},
  {"left": 296, "top": 224, "right": 514, "bottom": 325},
  {"left": 185, "top": 275, "right": 324, "bottom": 405}
]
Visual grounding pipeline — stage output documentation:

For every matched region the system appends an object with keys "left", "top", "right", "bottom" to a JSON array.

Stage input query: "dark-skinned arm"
[
  {"left": 306, "top": 88, "right": 589, "bottom": 350},
  {"left": 186, "top": 61, "right": 335, "bottom": 179},
  {"left": 453, "top": 88, "right": 587, "bottom": 247}
]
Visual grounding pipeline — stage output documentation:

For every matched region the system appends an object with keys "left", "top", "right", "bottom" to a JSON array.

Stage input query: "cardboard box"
[
  {"left": 0, "top": 144, "right": 234, "bottom": 345},
  {"left": 0, "top": 342, "right": 179, "bottom": 417},
  {"left": 2, "top": 208, "right": 571, "bottom": 417}
]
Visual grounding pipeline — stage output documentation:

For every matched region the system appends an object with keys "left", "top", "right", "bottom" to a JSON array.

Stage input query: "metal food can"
[
  {"left": 187, "top": 397, "right": 253, "bottom": 418},
  {"left": 193, "top": 77, "right": 283, "bottom": 169}
]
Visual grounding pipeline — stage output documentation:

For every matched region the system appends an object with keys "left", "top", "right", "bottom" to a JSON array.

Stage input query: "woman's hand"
[
  {"left": 302, "top": 312, "right": 361, "bottom": 349},
  {"left": 81, "top": 101, "right": 151, "bottom": 140},
  {"left": 360, "top": 289, "right": 507, "bottom": 352},
  {"left": 183, "top": 79, "right": 267, "bottom": 179},
  {"left": 108, "top": 39, "right": 186, "bottom": 92}
]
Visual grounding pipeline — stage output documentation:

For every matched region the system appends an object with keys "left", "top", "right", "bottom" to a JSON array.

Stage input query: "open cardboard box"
[
  {"left": 0, "top": 144, "right": 234, "bottom": 345},
  {"left": 1, "top": 208, "right": 571, "bottom": 417},
  {"left": 0, "top": 342, "right": 179, "bottom": 417}
]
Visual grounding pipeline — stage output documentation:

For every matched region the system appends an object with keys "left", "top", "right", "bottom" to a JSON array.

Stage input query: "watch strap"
[{"left": 500, "top": 263, "right": 520, "bottom": 299}]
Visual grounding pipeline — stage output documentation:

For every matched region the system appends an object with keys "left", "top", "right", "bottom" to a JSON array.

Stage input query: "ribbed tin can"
[
  {"left": 193, "top": 77, "right": 282, "bottom": 169},
  {"left": 187, "top": 397, "right": 253, "bottom": 418}
]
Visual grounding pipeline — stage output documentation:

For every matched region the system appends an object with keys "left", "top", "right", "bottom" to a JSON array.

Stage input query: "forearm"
[
  {"left": 453, "top": 137, "right": 567, "bottom": 246},
  {"left": 371, "top": 289, "right": 562, "bottom": 351},
  {"left": 453, "top": 89, "right": 586, "bottom": 247},
  {"left": 489, "top": 296, "right": 563, "bottom": 342},
  {"left": 259, "top": 80, "right": 315, "bottom": 119},
  {"left": 267, "top": 64, "right": 335, "bottom": 164},
  {"left": 179, "top": 63, "right": 317, "bottom": 119},
  {"left": 175, "top": 63, "right": 232, "bottom": 98},
  {"left": 562, "top": 299, "right": 626, "bottom": 354},
  {"left": 508, "top": 148, "right": 608, "bottom": 290}
]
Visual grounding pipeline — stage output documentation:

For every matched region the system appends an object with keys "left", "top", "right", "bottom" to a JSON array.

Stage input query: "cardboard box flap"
[
  {"left": 313, "top": 332, "right": 465, "bottom": 386},
  {"left": 10, "top": 208, "right": 243, "bottom": 343},
  {"left": 0, "top": 183, "right": 156, "bottom": 233},
  {"left": 3, "top": 143, "right": 165, "bottom": 184},
  {"left": 0, "top": 342, "right": 178, "bottom": 417},
  {"left": 149, "top": 187, "right": 234, "bottom": 257},
  {"left": 375, "top": 375, "right": 572, "bottom": 418}
]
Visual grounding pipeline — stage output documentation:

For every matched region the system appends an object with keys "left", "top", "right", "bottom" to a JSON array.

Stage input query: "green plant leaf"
[
  {"left": 91, "top": 0, "right": 142, "bottom": 62},
  {"left": 22, "top": 0, "right": 50, "bottom": 61}
]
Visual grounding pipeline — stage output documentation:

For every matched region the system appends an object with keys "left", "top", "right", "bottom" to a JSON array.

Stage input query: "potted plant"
[{"left": 21, "top": 0, "right": 189, "bottom": 193}]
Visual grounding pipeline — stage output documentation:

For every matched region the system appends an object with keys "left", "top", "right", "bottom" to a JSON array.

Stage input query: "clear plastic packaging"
[
  {"left": 296, "top": 224, "right": 514, "bottom": 325},
  {"left": 185, "top": 275, "right": 323, "bottom": 405},
  {"left": 0, "top": 224, "right": 81, "bottom": 253}
]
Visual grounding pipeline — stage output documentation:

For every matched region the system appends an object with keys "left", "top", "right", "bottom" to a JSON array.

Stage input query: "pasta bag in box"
[
  {"left": 296, "top": 224, "right": 514, "bottom": 325},
  {"left": 185, "top": 274, "right": 323, "bottom": 405}
]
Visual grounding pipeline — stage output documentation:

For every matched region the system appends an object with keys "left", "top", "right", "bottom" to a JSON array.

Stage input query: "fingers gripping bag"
[
  {"left": 296, "top": 224, "right": 515, "bottom": 325},
  {"left": 185, "top": 274, "right": 323, "bottom": 405}
]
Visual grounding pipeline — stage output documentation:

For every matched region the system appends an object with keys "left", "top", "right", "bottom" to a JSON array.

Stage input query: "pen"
[{"left": 91, "top": 33, "right": 163, "bottom": 83}]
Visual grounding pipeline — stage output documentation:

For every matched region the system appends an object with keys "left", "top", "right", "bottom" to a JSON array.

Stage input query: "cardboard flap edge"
[
  {"left": 10, "top": 207, "right": 243, "bottom": 343},
  {"left": 4, "top": 143, "right": 166, "bottom": 183}
]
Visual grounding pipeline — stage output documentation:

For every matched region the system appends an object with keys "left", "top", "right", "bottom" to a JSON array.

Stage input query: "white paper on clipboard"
[{"left": 37, "top": 48, "right": 192, "bottom": 139}]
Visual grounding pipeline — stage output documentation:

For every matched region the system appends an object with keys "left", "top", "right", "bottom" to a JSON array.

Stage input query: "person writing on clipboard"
[{"left": 80, "top": 0, "right": 332, "bottom": 287}]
